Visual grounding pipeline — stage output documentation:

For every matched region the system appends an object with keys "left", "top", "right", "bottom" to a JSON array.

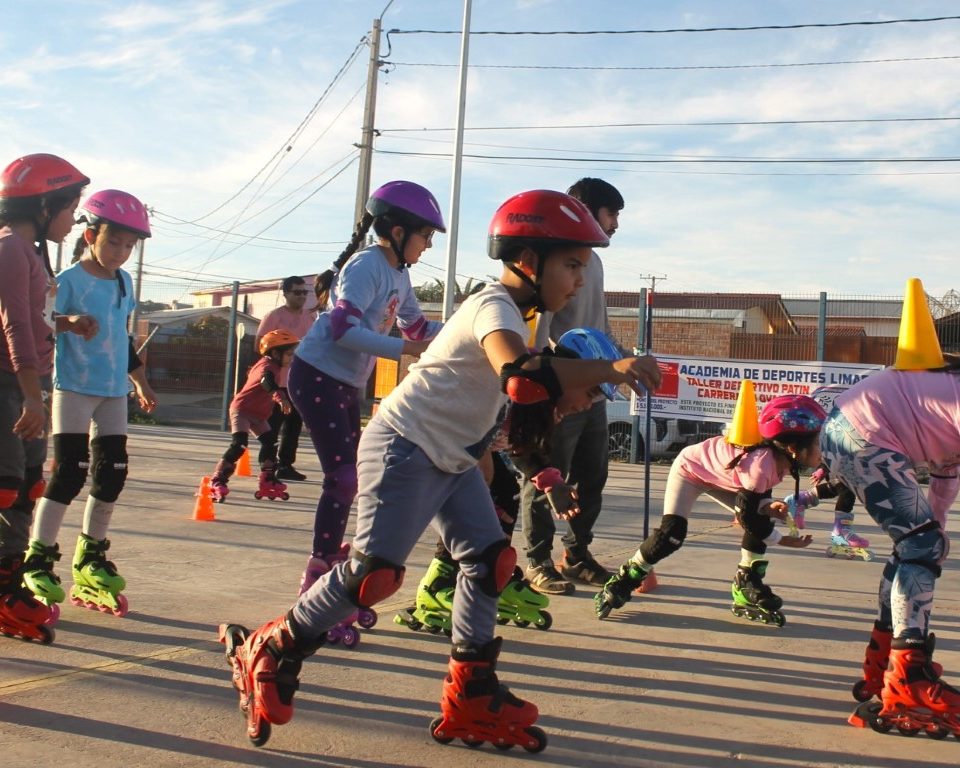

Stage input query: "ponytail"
[
  {"left": 72, "top": 234, "right": 87, "bottom": 264},
  {"left": 314, "top": 212, "right": 375, "bottom": 311}
]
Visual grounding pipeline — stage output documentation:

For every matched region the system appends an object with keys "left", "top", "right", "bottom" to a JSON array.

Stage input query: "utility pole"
[
  {"left": 129, "top": 232, "right": 147, "bottom": 337},
  {"left": 353, "top": 18, "right": 383, "bottom": 226},
  {"left": 442, "top": 0, "right": 472, "bottom": 321}
]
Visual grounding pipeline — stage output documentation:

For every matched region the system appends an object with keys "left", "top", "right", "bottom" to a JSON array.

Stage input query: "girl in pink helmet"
[
  {"left": 596, "top": 394, "right": 824, "bottom": 626},
  {"left": 22, "top": 189, "right": 157, "bottom": 620}
]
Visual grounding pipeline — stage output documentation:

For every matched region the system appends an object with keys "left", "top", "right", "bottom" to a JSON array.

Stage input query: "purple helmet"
[
  {"left": 78, "top": 189, "right": 151, "bottom": 238},
  {"left": 759, "top": 395, "right": 826, "bottom": 442},
  {"left": 366, "top": 180, "right": 446, "bottom": 233},
  {"left": 556, "top": 327, "right": 622, "bottom": 400}
]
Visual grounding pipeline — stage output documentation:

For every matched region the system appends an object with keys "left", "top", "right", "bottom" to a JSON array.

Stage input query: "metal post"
[
  {"left": 817, "top": 291, "right": 827, "bottom": 362},
  {"left": 220, "top": 281, "right": 240, "bottom": 431},
  {"left": 442, "top": 0, "right": 472, "bottom": 322},
  {"left": 129, "top": 238, "right": 145, "bottom": 337},
  {"left": 54, "top": 241, "right": 63, "bottom": 274},
  {"left": 353, "top": 18, "right": 382, "bottom": 226},
  {"left": 629, "top": 288, "right": 647, "bottom": 465},
  {"left": 642, "top": 288, "right": 654, "bottom": 539}
]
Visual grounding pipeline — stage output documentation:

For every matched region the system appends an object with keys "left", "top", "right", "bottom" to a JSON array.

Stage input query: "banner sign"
[{"left": 631, "top": 355, "right": 884, "bottom": 423}]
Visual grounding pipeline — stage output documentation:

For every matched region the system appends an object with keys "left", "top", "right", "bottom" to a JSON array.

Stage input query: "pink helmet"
[
  {"left": 78, "top": 189, "right": 151, "bottom": 238},
  {"left": 758, "top": 395, "right": 827, "bottom": 442}
]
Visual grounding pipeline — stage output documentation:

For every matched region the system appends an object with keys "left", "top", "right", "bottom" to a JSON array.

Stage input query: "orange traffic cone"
[
  {"left": 636, "top": 568, "right": 658, "bottom": 594},
  {"left": 236, "top": 448, "right": 251, "bottom": 477},
  {"left": 894, "top": 277, "right": 945, "bottom": 370},
  {"left": 193, "top": 476, "right": 216, "bottom": 521},
  {"left": 725, "top": 379, "right": 762, "bottom": 447}
]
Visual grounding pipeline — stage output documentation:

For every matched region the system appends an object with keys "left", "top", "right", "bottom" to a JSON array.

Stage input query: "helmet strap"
[{"left": 505, "top": 262, "right": 543, "bottom": 312}]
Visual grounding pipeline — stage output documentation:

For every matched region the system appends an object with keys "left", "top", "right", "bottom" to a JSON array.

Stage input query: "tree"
[{"left": 414, "top": 277, "right": 487, "bottom": 303}]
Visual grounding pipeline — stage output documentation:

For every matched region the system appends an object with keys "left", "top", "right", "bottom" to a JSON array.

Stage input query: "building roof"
[
  {"left": 783, "top": 297, "right": 903, "bottom": 319},
  {"left": 140, "top": 307, "right": 260, "bottom": 326},
  {"left": 607, "top": 291, "right": 797, "bottom": 334}
]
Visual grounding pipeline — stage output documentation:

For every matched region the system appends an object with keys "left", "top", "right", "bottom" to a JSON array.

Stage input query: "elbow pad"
[
  {"left": 500, "top": 353, "right": 563, "bottom": 405},
  {"left": 127, "top": 337, "right": 143, "bottom": 373},
  {"left": 259, "top": 370, "right": 279, "bottom": 393}
]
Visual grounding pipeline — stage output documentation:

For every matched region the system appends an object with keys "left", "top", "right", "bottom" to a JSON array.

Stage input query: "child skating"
[
  {"left": 0, "top": 153, "right": 90, "bottom": 641},
  {"left": 216, "top": 189, "right": 661, "bottom": 751},
  {"left": 288, "top": 180, "right": 445, "bottom": 646},
  {"left": 595, "top": 387, "right": 823, "bottom": 627},
  {"left": 21, "top": 189, "right": 157, "bottom": 619},
  {"left": 209, "top": 330, "right": 299, "bottom": 503},
  {"left": 836, "top": 278, "right": 960, "bottom": 739}
]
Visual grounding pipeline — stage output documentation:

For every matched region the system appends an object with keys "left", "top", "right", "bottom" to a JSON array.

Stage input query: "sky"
[{"left": 2, "top": 1, "right": 960, "bottom": 306}]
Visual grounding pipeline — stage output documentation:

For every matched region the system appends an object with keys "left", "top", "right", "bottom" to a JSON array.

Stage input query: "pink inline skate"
[
  {"left": 827, "top": 514, "right": 874, "bottom": 561},
  {"left": 297, "top": 544, "right": 376, "bottom": 648},
  {"left": 254, "top": 466, "right": 289, "bottom": 502}
]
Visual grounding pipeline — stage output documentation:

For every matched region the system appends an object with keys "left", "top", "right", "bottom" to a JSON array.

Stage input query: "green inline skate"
[
  {"left": 498, "top": 567, "right": 552, "bottom": 630},
  {"left": 394, "top": 556, "right": 455, "bottom": 636},
  {"left": 22, "top": 539, "right": 66, "bottom": 608},
  {"left": 69, "top": 534, "right": 128, "bottom": 617},
  {"left": 730, "top": 560, "right": 784, "bottom": 627}
]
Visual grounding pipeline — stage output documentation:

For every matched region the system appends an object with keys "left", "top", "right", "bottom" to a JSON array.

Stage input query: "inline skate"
[
  {"left": 69, "top": 534, "right": 128, "bottom": 616},
  {"left": 0, "top": 554, "right": 55, "bottom": 643},
  {"left": 254, "top": 464, "right": 289, "bottom": 501},
  {"left": 594, "top": 559, "right": 649, "bottom": 619},
  {"left": 826, "top": 514, "right": 874, "bottom": 561},
  {"left": 22, "top": 539, "right": 66, "bottom": 617},
  {"left": 498, "top": 567, "right": 551, "bottom": 630},
  {"left": 430, "top": 637, "right": 546, "bottom": 752},
  {"left": 394, "top": 556, "right": 456, "bottom": 636},
  {"left": 322, "top": 543, "right": 375, "bottom": 648},
  {"left": 852, "top": 622, "right": 944, "bottom": 702},
  {"left": 210, "top": 460, "right": 233, "bottom": 503},
  {"left": 850, "top": 635, "right": 960, "bottom": 739},
  {"left": 218, "top": 611, "right": 324, "bottom": 747},
  {"left": 730, "top": 560, "right": 785, "bottom": 627}
]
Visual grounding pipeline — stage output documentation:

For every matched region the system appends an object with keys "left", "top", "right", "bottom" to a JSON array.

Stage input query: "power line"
[
  {"left": 151, "top": 211, "right": 344, "bottom": 245},
  {"left": 374, "top": 147, "right": 960, "bottom": 164},
  {"left": 380, "top": 115, "right": 960, "bottom": 133},
  {"left": 386, "top": 15, "right": 960, "bottom": 37},
  {"left": 387, "top": 53, "right": 960, "bottom": 72}
]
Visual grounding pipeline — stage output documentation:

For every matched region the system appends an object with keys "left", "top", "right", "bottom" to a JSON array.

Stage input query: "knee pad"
[
  {"left": 460, "top": 539, "right": 516, "bottom": 597},
  {"left": 343, "top": 551, "right": 405, "bottom": 608},
  {"left": 323, "top": 464, "right": 358, "bottom": 505},
  {"left": 894, "top": 519, "right": 949, "bottom": 577},
  {"left": 639, "top": 514, "right": 688, "bottom": 565},
  {"left": 45, "top": 433, "right": 90, "bottom": 504},
  {"left": 223, "top": 433, "right": 248, "bottom": 463},
  {"left": 740, "top": 531, "right": 768, "bottom": 556},
  {"left": 89, "top": 435, "right": 128, "bottom": 504}
]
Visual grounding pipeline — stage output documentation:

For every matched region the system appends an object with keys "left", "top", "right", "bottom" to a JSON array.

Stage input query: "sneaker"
[
  {"left": 276, "top": 466, "right": 307, "bottom": 481},
  {"left": 525, "top": 561, "right": 574, "bottom": 596},
  {"left": 558, "top": 552, "right": 611, "bottom": 587}
]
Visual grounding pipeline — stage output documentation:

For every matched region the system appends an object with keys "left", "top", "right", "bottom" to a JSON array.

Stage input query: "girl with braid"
[{"left": 289, "top": 181, "right": 444, "bottom": 643}]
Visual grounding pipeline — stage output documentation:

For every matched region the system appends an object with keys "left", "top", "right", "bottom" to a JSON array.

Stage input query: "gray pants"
[
  {"left": 0, "top": 370, "right": 50, "bottom": 557},
  {"left": 521, "top": 398, "right": 609, "bottom": 564},
  {"left": 291, "top": 417, "right": 507, "bottom": 646}
]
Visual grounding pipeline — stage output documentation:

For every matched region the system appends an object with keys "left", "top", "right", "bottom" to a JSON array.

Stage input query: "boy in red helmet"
[
  {"left": 216, "top": 189, "right": 661, "bottom": 751},
  {"left": 596, "top": 394, "right": 823, "bottom": 625}
]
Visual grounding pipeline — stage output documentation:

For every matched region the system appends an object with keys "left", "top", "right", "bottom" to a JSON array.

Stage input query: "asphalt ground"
[{"left": 1, "top": 424, "right": 958, "bottom": 768}]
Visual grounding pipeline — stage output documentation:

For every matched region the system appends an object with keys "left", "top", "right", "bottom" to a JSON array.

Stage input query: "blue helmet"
[{"left": 555, "top": 327, "right": 622, "bottom": 400}]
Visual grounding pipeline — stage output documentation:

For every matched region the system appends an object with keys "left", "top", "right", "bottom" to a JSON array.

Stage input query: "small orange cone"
[
  {"left": 725, "top": 379, "right": 762, "bottom": 447},
  {"left": 236, "top": 449, "right": 251, "bottom": 477},
  {"left": 193, "top": 476, "right": 216, "bottom": 521},
  {"left": 894, "top": 277, "right": 945, "bottom": 370},
  {"left": 636, "top": 568, "right": 658, "bottom": 594}
]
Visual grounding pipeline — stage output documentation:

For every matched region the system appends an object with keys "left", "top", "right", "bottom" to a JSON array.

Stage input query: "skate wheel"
[
  {"left": 340, "top": 627, "right": 360, "bottom": 648},
  {"left": 248, "top": 717, "right": 271, "bottom": 747},
  {"left": 927, "top": 725, "right": 949, "bottom": 740},
  {"left": 535, "top": 611, "right": 553, "bottom": 631},
  {"left": 34, "top": 625, "right": 54, "bottom": 644},
  {"left": 863, "top": 704, "right": 892, "bottom": 734},
  {"left": 514, "top": 618, "right": 530, "bottom": 628},
  {"left": 429, "top": 716, "right": 455, "bottom": 744},
  {"left": 897, "top": 723, "right": 921, "bottom": 737},
  {"left": 254, "top": 491, "right": 262, "bottom": 499},
  {"left": 852, "top": 679, "right": 874, "bottom": 703},
  {"left": 522, "top": 725, "right": 548, "bottom": 753},
  {"left": 358, "top": 608, "right": 377, "bottom": 629},
  {"left": 281, "top": 492, "right": 290, "bottom": 501},
  {"left": 112, "top": 594, "right": 129, "bottom": 617},
  {"left": 462, "top": 737, "right": 484, "bottom": 748},
  {"left": 425, "top": 625, "right": 441, "bottom": 635},
  {"left": 493, "top": 742, "right": 514, "bottom": 751}
]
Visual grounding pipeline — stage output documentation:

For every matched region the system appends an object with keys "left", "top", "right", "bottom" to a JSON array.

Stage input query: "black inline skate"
[{"left": 730, "top": 560, "right": 785, "bottom": 627}]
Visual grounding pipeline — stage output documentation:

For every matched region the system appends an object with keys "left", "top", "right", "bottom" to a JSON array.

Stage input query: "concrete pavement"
[{"left": 1, "top": 424, "right": 958, "bottom": 768}]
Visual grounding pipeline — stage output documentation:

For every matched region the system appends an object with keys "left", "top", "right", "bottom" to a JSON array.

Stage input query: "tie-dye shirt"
[{"left": 54, "top": 263, "right": 134, "bottom": 397}]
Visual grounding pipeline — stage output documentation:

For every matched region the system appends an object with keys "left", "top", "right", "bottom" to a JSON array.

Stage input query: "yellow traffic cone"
[
  {"left": 893, "top": 277, "right": 945, "bottom": 370},
  {"left": 726, "top": 379, "right": 762, "bottom": 447},
  {"left": 236, "top": 448, "right": 251, "bottom": 477}
]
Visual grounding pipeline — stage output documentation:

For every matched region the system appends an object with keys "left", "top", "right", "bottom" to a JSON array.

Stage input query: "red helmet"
[
  {"left": 487, "top": 189, "right": 609, "bottom": 261},
  {"left": 0, "top": 153, "right": 89, "bottom": 220},
  {"left": 759, "top": 395, "right": 827, "bottom": 442},
  {"left": 259, "top": 329, "right": 300, "bottom": 356}
]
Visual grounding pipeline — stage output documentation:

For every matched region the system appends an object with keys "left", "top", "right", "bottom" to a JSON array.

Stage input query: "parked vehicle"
[{"left": 605, "top": 393, "right": 721, "bottom": 462}]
